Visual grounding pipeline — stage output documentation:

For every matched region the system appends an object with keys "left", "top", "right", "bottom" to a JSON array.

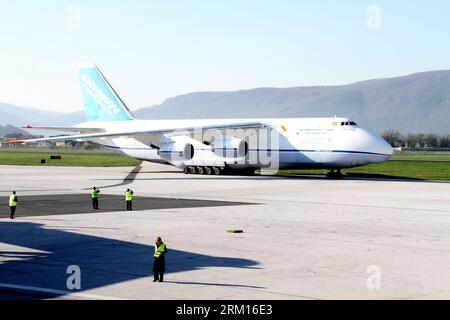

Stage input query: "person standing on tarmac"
[
  {"left": 91, "top": 187, "right": 100, "bottom": 210},
  {"left": 9, "top": 191, "right": 18, "bottom": 219},
  {"left": 125, "top": 189, "right": 134, "bottom": 211},
  {"left": 153, "top": 237, "right": 168, "bottom": 282}
]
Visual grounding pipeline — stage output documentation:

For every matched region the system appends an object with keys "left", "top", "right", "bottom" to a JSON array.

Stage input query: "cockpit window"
[{"left": 341, "top": 121, "right": 358, "bottom": 126}]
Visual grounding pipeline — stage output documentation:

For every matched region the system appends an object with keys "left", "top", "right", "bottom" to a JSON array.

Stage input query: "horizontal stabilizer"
[
  {"left": 3, "top": 140, "right": 26, "bottom": 145},
  {"left": 21, "top": 125, "right": 104, "bottom": 133}
]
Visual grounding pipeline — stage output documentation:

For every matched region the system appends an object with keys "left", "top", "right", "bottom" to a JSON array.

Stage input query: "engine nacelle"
[
  {"left": 158, "top": 142, "right": 194, "bottom": 161},
  {"left": 212, "top": 137, "right": 248, "bottom": 158}
]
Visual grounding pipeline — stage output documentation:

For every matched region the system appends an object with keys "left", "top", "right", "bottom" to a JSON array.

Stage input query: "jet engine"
[
  {"left": 158, "top": 142, "right": 194, "bottom": 161},
  {"left": 212, "top": 137, "right": 248, "bottom": 158}
]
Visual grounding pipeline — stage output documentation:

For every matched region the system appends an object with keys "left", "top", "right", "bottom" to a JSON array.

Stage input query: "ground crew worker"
[
  {"left": 153, "top": 237, "right": 168, "bottom": 282},
  {"left": 9, "top": 191, "right": 18, "bottom": 219},
  {"left": 125, "top": 189, "right": 134, "bottom": 211},
  {"left": 91, "top": 187, "right": 100, "bottom": 210}
]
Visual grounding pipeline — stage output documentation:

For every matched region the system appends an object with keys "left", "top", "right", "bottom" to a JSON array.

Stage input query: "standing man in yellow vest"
[
  {"left": 153, "top": 237, "right": 168, "bottom": 282},
  {"left": 91, "top": 187, "right": 100, "bottom": 210},
  {"left": 125, "top": 189, "right": 134, "bottom": 211},
  {"left": 9, "top": 191, "right": 18, "bottom": 219}
]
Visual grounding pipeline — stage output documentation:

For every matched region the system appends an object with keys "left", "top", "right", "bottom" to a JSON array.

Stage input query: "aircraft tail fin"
[{"left": 77, "top": 62, "right": 135, "bottom": 121}]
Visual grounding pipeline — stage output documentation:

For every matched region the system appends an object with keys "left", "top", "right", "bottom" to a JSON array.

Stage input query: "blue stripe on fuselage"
[{"left": 96, "top": 143, "right": 391, "bottom": 157}]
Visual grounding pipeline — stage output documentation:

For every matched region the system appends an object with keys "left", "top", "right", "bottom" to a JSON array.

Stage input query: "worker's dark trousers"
[
  {"left": 154, "top": 272, "right": 164, "bottom": 282},
  {"left": 126, "top": 201, "right": 132, "bottom": 211},
  {"left": 92, "top": 198, "right": 99, "bottom": 209},
  {"left": 10, "top": 206, "right": 16, "bottom": 219}
]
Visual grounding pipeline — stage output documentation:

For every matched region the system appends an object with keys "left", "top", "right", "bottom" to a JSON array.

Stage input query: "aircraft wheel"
[
  {"left": 189, "top": 166, "right": 197, "bottom": 174},
  {"left": 183, "top": 167, "right": 190, "bottom": 174},
  {"left": 197, "top": 167, "right": 204, "bottom": 175},
  {"left": 213, "top": 167, "right": 221, "bottom": 175},
  {"left": 205, "top": 167, "right": 213, "bottom": 175}
]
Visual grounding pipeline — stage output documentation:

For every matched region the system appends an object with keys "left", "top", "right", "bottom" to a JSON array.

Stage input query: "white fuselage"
[{"left": 77, "top": 117, "right": 393, "bottom": 170}]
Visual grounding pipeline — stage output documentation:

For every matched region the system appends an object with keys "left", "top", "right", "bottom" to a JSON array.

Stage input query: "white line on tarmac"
[{"left": 0, "top": 283, "right": 126, "bottom": 300}]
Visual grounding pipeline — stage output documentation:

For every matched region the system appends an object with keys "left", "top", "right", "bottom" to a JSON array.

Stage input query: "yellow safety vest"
[
  {"left": 9, "top": 194, "right": 17, "bottom": 207},
  {"left": 154, "top": 243, "right": 166, "bottom": 258},
  {"left": 125, "top": 191, "right": 133, "bottom": 201},
  {"left": 91, "top": 189, "right": 99, "bottom": 198}
]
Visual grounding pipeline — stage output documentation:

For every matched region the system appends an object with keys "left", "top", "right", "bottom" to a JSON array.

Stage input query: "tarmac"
[{"left": 1, "top": 162, "right": 450, "bottom": 300}]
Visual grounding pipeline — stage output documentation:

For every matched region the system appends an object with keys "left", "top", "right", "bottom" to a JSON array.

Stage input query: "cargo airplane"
[{"left": 6, "top": 63, "right": 393, "bottom": 178}]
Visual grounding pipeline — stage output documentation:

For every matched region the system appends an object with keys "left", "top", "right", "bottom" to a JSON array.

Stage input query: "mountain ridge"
[
  {"left": 1, "top": 70, "right": 449, "bottom": 134},
  {"left": 134, "top": 70, "right": 450, "bottom": 134}
]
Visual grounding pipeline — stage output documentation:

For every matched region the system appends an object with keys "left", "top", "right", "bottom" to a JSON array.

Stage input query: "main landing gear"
[
  {"left": 326, "top": 169, "right": 343, "bottom": 179},
  {"left": 183, "top": 166, "right": 257, "bottom": 176},
  {"left": 184, "top": 166, "right": 224, "bottom": 175}
]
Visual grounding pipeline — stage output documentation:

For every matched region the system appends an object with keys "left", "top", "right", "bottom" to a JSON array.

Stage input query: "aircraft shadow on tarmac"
[
  {"left": 0, "top": 194, "right": 254, "bottom": 218},
  {"left": 0, "top": 221, "right": 260, "bottom": 299}
]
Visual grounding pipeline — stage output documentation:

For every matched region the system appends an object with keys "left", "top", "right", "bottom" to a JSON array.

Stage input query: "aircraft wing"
[{"left": 4, "top": 121, "right": 267, "bottom": 144}]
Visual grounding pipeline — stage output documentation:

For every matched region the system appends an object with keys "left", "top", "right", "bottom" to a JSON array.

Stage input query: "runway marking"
[
  {"left": 0, "top": 283, "right": 126, "bottom": 300},
  {"left": 145, "top": 191, "right": 450, "bottom": 214},
  {"left": 187, "top": 195, "right": 450, "bottom": 214},
  {"left": 269, "top": 199, "right": 450, "bottom": 214}
]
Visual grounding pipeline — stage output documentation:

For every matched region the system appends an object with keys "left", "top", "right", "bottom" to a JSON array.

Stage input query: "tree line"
[{"left": 382, "top": 130, "right": 450, "bottom": 148}]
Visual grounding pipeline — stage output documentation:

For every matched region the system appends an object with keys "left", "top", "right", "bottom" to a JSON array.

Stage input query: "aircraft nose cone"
[
  {"left": 355, "top": 128, "right": 393, "bottom": 156},
  {"left": 376, "top": 137, "right": 394, "bottom": 156},
  {"left": 357, "top": 129, "right": 393, "bottom": 164}
]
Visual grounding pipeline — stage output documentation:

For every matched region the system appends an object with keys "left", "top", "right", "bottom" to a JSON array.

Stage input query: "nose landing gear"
[{"left": 326, "top": 169, "right": 343, "bottom": 179}]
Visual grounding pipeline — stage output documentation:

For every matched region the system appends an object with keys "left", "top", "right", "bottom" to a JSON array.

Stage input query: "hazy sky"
[{"left": 1, "top": 0, "right": 450, "bottom": 112}]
